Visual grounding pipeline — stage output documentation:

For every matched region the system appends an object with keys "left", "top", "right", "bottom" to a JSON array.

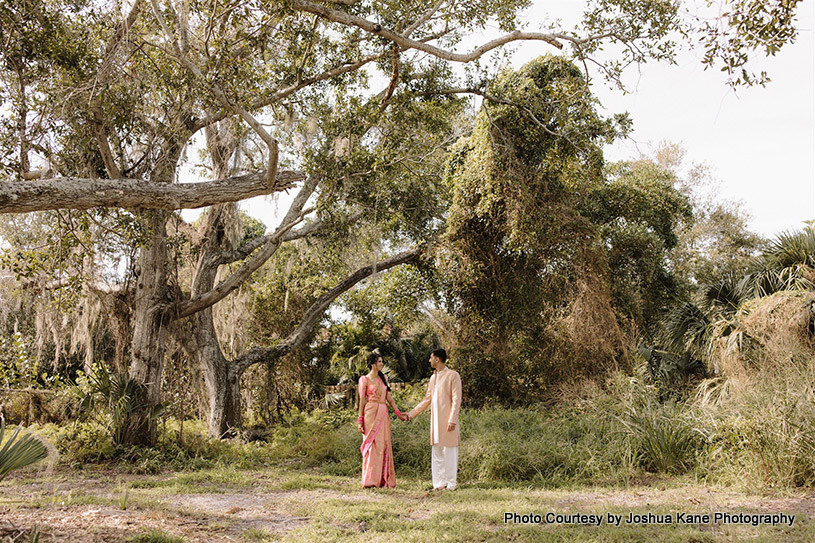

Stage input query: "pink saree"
[{"left": 358, "top": 375, "right": 396, "bottom": 488}]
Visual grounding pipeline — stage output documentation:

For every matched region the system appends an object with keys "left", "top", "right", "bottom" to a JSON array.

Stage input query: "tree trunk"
[
  {"left": 193, "top": 122, "right": 252, "bottom": 437},
  {"left": 191, "top": 239, "right": 244, "bottom": 437},
  {"left": 124, "top": 209, "right": 169, "bottom": 445},
  {"left": 194, "top": 306, "right": 243, "bottom": 437}
]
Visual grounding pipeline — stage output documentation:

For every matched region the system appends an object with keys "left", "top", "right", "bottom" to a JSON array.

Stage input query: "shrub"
[{"left": 621, "top": 403, "right": 701, "bottom": 474}]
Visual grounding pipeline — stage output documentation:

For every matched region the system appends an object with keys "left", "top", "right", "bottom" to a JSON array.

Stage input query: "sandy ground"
[
  {"left": 0, "top": 472, "right": 311, "bottom": 542},
  {"left": 2, "top": 470, "right": 814, "bottom": 542}
]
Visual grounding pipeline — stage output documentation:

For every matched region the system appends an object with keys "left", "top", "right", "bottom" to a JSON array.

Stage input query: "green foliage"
[
  {"left": 0, "top": 0, "right": 98, "bottom": 178},
  {"left": 74, "top": 364, "right": 165, "bottom": 446},
  {"left": 37, "top": 418, "right": 252, "bottom": 472},
  {"left": 125, "top": 529, "right": 186, "bottom": 543},
  {"left": 43, "top": 420, "right": 116, "bottom": 465},
  {"left": 580, "top": 0, "right": 684, "bottom": 85},
  {"left": 697, "top": 0, "right": 804, "bottom": 87},
  {"left": 639, "top": 346, "right": 706, "bottom": 400},
  {"left": 0, "top": 332, "right": 37, "bottom": 388},
  {"left": 621, "top": 402, "right": 701, "bottom": 474},
  {"left": 692, "top": 352, "right": 815, "bottom": 489},
  {"left": 443, "top": 56, "right": 693, "bottom": 404},
  {"left": 28, "top": 358, "right": 815, "bottom": 491},
  {"left": 0, "top": 388, "right": 78, "bottom": 426},
  {"left": 445, "top": 55, "right": 615, "bottom": 340},
  {"left": 327, "top": 275, "right": 441, "bottom": 383},
  {"left": 658, "top": 228, "right": 815, "bottom": 374},
  {"left": 585, "top": 159, "right": 693, "bottom": 328},
  {"left": 457, "top": 407, "right": 631, "bottom": 485},
  {"left": 1, "top": 0, "right": 805, "bottom": 455},
  {"left": 763, "top": 229, "right": 815, "bottom": 270},
  {"left": 0, "top": 418, "right": 49, "bottom": 481}
]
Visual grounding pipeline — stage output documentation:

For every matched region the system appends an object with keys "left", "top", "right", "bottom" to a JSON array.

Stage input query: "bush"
[
  {"left": 622, "top": 403, "right": 701, "bottom": 474},
  {"left": 38, "top": 421, "right": 117, "bottom": 466},
  {"left": 0, "top": 388, "right": 78, "bottom": 426},
  {"left": 693, "top": 357, "right": 815, "bottom": 488},
  {"left": 30, "top": 360, "right": 815, "bottom": 491}
]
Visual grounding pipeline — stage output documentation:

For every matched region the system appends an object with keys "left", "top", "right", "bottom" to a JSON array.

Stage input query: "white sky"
[
  {"left": 516, "top": 0, "right": 815, "bottom": 237},
  {"left": 183, "top": 0, "right": 815, "bottom": 239}
]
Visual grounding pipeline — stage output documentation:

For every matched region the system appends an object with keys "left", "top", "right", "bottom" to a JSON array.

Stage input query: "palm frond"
[
  {"left": 746, "top": 264, "right": 814, "bottom": 298},
  {"left": 75, "top": 366, "right": 161, "bottom": 445},
  {"left": 701, "top": 273, "right": 750, "bottom": 316},
  {"left": 764, "top": 229, "right": 815, "bottom": 270},
  {"left": 0, "top": 419, "right": 49, "bottom": 481},
  {"left": 323, "top": 392, "right": 347, "bottom": 408},
  {"left": 660, "top": 300, "right": 710, "bottom": 353}
]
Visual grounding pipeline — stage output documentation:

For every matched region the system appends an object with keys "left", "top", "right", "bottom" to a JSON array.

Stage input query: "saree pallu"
[{"left": 359, "top": 375, "right": 396, "bottom": 488}]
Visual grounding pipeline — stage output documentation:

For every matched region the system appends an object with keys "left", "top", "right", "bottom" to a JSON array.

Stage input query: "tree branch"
[
  {"left": 21, "top": 276, "right": 124, "bottom": 296},
  {"left": 216, "top": 209, "right": 363, "bottom": 265},
  {"left": 289, "top": 0, "right": 563, "bottom": 61},
  {"left": 150, "top": 0, "right": 279, "bottom": 186},
  {"left": 420, "top": 87, "right": 562, "bottom": 138},
  {"left": 174, "top": 175, "right": 320, "bottom": 318},
  {"left": 190, "top": 27, "right": 451, "bottom": 132},
  {"left": 91, "top": 106, "right": 122, "bottom": 179},
  {"left": 231, "top": 247, "right": 423, "bottom": 373},
  {"left": 0, "top": 170, "right": 305, "bottom": 213},
  {"left": 403, "top": 0, "right": 446, "bottom": 37},
  {"left": 215, "top": 219, "right": 315, "bottom": 266},
  {"left": 95, "top": 0, "right": 143, "bottom": 86},
  {"left": 192, "top": 50, "right": 389, "bottom": 132},
  {"left": 379, "top": 46, "right": 400, "bottom": 111}
]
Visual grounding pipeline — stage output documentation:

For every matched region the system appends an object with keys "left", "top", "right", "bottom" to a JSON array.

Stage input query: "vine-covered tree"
[{"left": 442, "top": 56, "right": 698, "bottom": 404}]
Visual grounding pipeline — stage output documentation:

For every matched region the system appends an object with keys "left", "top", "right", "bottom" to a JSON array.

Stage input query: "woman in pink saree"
[{"left": 357, "top": 353, "right": 408, "bottom": 488}]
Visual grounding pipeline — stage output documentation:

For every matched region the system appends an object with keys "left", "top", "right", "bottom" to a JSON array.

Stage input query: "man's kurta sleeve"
[
  {"left": 408, "top": 375, "right": 434, "bottom": 419},
  {"left": 448, "top": 372, "right": 462, "bottom": 425}
]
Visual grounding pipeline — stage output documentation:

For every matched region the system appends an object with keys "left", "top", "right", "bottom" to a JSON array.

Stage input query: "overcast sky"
[
  {"left": 183, "top": 0, "right": 815, "bottom": 239},
  {"left": 500, "top": 0, "right": 815, "bottom": 237}
]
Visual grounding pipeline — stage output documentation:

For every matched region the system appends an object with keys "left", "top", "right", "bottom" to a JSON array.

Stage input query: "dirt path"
[
  {"left": 2, "top": 468, "right": 814, "bottom": 542},
  {"left": 1, "top": 471, "right": 311, "bottom": 542}
]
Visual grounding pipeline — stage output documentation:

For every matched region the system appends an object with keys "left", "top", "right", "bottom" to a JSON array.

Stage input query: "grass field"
[
  {"left": 6, "top": 365, "right": 815, "bottom": 541},
  {"left": 2, "top": 464, "right": 813, "bottom": 542}
]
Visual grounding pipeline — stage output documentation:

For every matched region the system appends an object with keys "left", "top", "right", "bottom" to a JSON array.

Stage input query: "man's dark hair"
[{"left": 431, "top": 348, "right": 447, "bottom": 363}]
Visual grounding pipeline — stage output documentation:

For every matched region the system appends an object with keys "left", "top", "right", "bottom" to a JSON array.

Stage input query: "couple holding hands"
[{"left": 357, "top": 349, "right": 462, "bottom": 490}]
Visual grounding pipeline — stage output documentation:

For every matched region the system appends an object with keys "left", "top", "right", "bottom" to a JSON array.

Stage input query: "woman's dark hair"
[
  {"left": 366, "top": 352, "right": 391, "bottom": 392},
  {"left": 431, "top": 348, "right": 447, "bottom": 363}
]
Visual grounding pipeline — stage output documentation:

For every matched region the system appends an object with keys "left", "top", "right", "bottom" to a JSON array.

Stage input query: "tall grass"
[
  {"left": 27, "top": 359, "right": 815, "bottom": 491},
  {"left": 622, "top": 403, "right": 701, "bottom": 474},
  {"left": 692, "top": 352, "right": 815, "bottom": 489}
]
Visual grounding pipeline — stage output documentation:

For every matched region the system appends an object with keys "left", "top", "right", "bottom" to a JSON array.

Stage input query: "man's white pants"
[{"left": 431, "top": 445, "right": 458, "bottom": 490}]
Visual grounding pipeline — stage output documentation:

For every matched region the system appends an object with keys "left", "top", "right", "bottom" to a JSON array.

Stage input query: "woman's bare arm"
[{"left": 357, "top": 377, "right": 367, "bottom": 432}]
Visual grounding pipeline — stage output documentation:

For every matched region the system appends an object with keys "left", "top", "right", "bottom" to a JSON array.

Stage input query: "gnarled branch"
[
  {"left": 232, "top": 247, "right": 423, "bottom": 373},
  {"left": 289, "top": 0, "right": 563, "bottom": 61},
  {"left": 0, "top": 170, "right": 305, "bottom": 213},
  {"left": 174, "top": 175, "right": 320, "bottom": 318}
]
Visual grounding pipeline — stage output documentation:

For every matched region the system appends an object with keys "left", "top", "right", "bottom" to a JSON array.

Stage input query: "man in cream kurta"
[{"left": 407, "top": 348, "right": 462, "bottom": 490}]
